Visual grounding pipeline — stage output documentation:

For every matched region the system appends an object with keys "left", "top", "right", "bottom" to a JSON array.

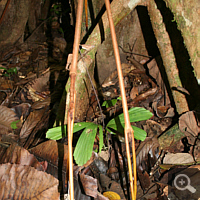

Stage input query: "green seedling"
[
  {"left": 46, "top": 106, "right": 152, "bottom": 166},
  {"left": 10, "top": 120, "right": 20, "bottom": 129},
  {"left": 102, "top": 96, "right": 122, "bottom": 108},
  {"left": 0, "top": 67, "right": 17, "bottom": 77}
]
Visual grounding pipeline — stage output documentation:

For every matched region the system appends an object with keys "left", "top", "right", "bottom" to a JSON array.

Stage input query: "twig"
[
  {"left": 66, "top": 0, "right": 84, "bottom": 199},
  {"left": 119, "top": 45, "right": 152, "bottom": 58},
  {"left": 104, "top": 0, "right": 137, "bottom": 199}
]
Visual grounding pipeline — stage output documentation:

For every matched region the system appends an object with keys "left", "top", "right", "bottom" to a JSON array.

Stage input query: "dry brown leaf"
[
  {"left": 26, "top": 72, "right": 50, "bottom": 102},
  {"left": 20, "top": 109, "right": 43, "bottom": 139},
  {"left": 163, "top": 153, "right": 194, "bottom": 164},
  {"left": 136, "top": 137, "right": 160, "bottom": 168},
  {"left": 53, "top": 37, "right": 67, "bottom": 53},
  {"left": 0, "top": 143, "right": 45, "bottom": 171},
  {"left": 29, "top": 71, "right": 50, "bottom": 93},
  {"left": 147, "top": 57, "right": 170, "bottom": 105},
  {"left": 0, "top": 163, "right": 59, "bottom": 199},
  {"left": 0, "top": 105, "right": 21, "bottom": 135},
  {"left": 80, "top": 173, "right": 98, "bottom": 198},
  {"left": 11, "top": 103, "right": 31, "bottom": 121},
  {"left": 179, "top": 111, "right": 200, "bottom": 137},
  {"left": 29, "top": 141, "right": 92, "bottom": 200},
  {"left": 29, "top": 140, "right": 69, "bottom": 170},
  {"left": 31, "top": 97, "right": 51, "bottom": 110},
  {"left": 152, "top": 102, "right": 174, "bottom": 118},
  {"left": 130, "top": 86, "right": 138, "bottom": 99}
]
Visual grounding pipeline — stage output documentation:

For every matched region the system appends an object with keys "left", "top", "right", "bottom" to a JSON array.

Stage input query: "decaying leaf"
[
  {"left": 20, "top": 109, "right": 44, "bottom": 139},
  {"left": 26, "top": 72, "right": 50, "bottom": 102},
  {"left": 163, "top": 153, "right": 194, "bottom": 165},
  {"left": 0, "top": 163, "right": 59, "bottom": 199},
  {"left": 147, "top": 57, "right": 170, "bottom": 105},
  {"left": 31, "top": 97, "right": 51, "bottom": 110},
  {"left": 80, "top": 173, "right": 98, "bottom": 198},
  {"left": 0, "top": 105, "right": 21, "bottom": 135},
  {"left": 99, "top": 174, "right": 125, "bottom": 199},
  {"left": 0, "top": 143, "right": 45, "bottom": 171},
  {"left": 136, "top": 137, "right": 160, "bottom": 169},
  {"left": 29, "top": 140, "right": 69, "bottom": 171},
  {"left": 179, "top": 111, "right": 200, "bottom": 137},
  {"left": 11, "top": 103, "right": 31, "bottom": 122}
]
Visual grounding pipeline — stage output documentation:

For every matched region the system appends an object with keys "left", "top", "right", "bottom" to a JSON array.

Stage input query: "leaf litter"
[{"left": 0, "top": 3, "right": 199, "bottom": 200}]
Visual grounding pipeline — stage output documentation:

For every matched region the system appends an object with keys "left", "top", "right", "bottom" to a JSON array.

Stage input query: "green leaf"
[
  {"left": 106, "top": 124, "right": 147, "bottom": 141},
  {"left": 98, "top": 125, "right": 103, "bottom": 153},
  {"left": 7, "top": 67, "right": 17, "bottom": 74},
  {"left": 106, "top": 107, "right": 152, "bottom": 141},
  {"left": 10, "top": 120, "right": 20, "bottom": 129},
  {"left": 132, "top": 126, "right": 147, "bottom": 141},
  {"left": 0, "top": 67, "right": 6, "bottom": 70},
  {"left": 107, "top": 107, "right": 152, "bottom": 128},
  {"left": 46, "top": 125, "right": 66, "bottom": 140},
  {"left": 73, "top": 122, "right": 94, "bottom": 133},
  {"left": 102, "top": 99, "right": 117, "bottom": 108},
  {"left": 46, "top": 122, "right": 94, "bottom": 140},
  {"left": 73, "top": 123, "right": 98, "bottom": 166}
]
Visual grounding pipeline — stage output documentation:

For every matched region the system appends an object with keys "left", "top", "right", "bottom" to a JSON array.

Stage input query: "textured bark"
[
  {"left": 164, "top": 0, "right": 200, "bottom": 83},
  {"left": 147, "top": 0, "right": 189, "bottom": 114},
  {"left": 0, "top": 0, "right": 30, "bottom": 48}
]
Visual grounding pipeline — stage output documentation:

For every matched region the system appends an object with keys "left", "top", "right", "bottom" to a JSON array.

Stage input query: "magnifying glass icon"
[{"left": 174, "top": 174, "right": 196, "bottom": 193}]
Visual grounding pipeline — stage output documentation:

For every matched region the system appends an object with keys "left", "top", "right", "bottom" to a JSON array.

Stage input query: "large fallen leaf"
[
  {"left": 29, "top": 141, "right": 91, "bottom": 200},
  {"left": 29, "top": 140, "right": 69, "bottom": 171},
  {"left": 0, "top": 143, "right": 45, "bottom": 171},
  {"left": 0, "top": 163, "right": 59, "bottom": 199},
  {"left": 160, "top": 165, "right": 200, "bottom": 200},
  {"left": 0, "top": 105, "right": 21, "bottom": 135},
  {"left": 179, "top": 111, "right": 200, "bottom": 137}
]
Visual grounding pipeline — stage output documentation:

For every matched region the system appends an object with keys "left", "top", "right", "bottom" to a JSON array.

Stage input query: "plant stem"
[
  {"left": 104, "top": 0, "right": 136, "bottom": 199},
  {"left": 67, "top": 0, "right": 84, "bottom": 199}
]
